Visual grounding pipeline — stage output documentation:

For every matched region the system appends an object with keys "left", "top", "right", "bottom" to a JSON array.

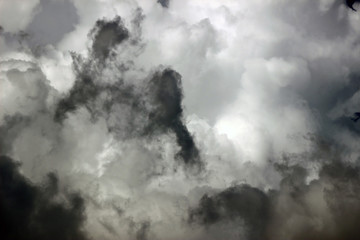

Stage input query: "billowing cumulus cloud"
[
  {"left": 54, "top": 15, "right": 200, "bottom": 166},
  {"left": 2, "top": 0, "right": 360, "bottom": 239}
]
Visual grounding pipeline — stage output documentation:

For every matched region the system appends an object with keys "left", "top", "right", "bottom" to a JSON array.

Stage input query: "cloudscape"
[{"left": 1, "top": 0, "right": 360, "bottom": 239}]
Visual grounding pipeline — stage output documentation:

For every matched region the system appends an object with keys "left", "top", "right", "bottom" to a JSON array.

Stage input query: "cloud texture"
[{"left": 1, "top": 0, "right": 360, "bottom": 239}]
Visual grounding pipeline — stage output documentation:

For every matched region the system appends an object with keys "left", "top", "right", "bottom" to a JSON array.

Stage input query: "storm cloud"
[
  {"left": 190, "top": 158, "right": 360, "bottom": 240},
  {"left": 346, "top": 0, "right": 360, "bottom": 11},
  {"left": 157, "top": 0, "right": 170, "bottom": 8},
  {"left": 0, "top": 156, "right": 88, "bottom": 240},
  {"left": 54, "top": 16, "right": 200, "bottom": 166},
  {"left": 2, "top": 0, "right": 360, "bottom": 239}
]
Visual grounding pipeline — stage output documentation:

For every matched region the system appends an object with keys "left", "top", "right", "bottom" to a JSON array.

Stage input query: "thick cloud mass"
[
  {"left": 346, "top": 0, "right": 360, "bottom": 11},
  {"left": 190, "top": 159, "right": 360, "bottom": 240},
  {"left": 2, "top": 0, "right": 360, "bottom": 239},
  {"left": 0, "top": 156, "right": 88, "bottom": 240},
  {"left": 54, "top": 16, "right": 199, "bottom": 166},
  {"left": 157, "top": 0, "right": 170, "bottom": 8},
  {"left": 90, "top": 16, "right": 129, "bottom": 60},
  {"left": 189, "top": 185, "right": 270, "bottom": 240},
  {"left": 266, "top": 160, "right": 360, "bottom": 240}
]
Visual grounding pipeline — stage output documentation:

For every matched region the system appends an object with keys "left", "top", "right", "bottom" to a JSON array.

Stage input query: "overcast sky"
[{"left": 1, "top": 0, "right": 360, "bottom": 239}]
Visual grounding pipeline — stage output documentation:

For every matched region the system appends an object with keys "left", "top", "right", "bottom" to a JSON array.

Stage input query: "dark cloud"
[
  {"left": 157, "top": 0, "right": 170, "bottom": 8},
  {"left": 54, "top": 62, "right": 100, "bottom": 123},
  {"left": 190, "top": 158, "right": 360, "bottom": 240},
  {"left": 318, "top": 162, "right": 360, "bottom": 240},
  {"left": 267, "top": 160, "right": 360, "bottom": 240},
  {"left": 189, "top": 185, "right": 270, "bottom": 240},
  {"left": 53, "top": 16, "right": 142, "bottom": 124},
  {"left": 54, "top": 16, "right": 200, "bottom": 166},
  {"left": 135, "top": 221, "right": 151, "bottom": 240},
  {"left": 89, "top": 16, "right": 129, "bottom": 60},
  {"left": 0, "top": 156, "right": 89, "bottom": 240},
  {"left": 144, "top": 69, "right": 200, "bottom": 165},
  {"left": 55, "top": 65, "right": 200, "bottom": 166},
  {"left": 346, "top": 0, "right": 360, "bottom": 11},
  {"left": 351, "top": 112, "right": 360, "bottom": 122}
]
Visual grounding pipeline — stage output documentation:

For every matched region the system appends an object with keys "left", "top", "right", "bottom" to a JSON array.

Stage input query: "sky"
[{"left": 1, "top": 0, "right": 360, "bottom": 239}]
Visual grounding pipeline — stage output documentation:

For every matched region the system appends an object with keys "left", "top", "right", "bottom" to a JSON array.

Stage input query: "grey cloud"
[
  {"left": 189, "top": 185, "right": 270, "bottom": 240},
  {"left": 267, "top": 160, "right": 360, "bottom": 240},
  {"left": 157, "top": 0, "right": 170, "bottom": 8},
  {"left": 54, "top": 16, "right": 200, "bottom": 167},
  {"left": 3, "top": 1, "right": 360, "bottom": 239},
  {"left": 346, "top": 0, "right": 360, "bottom": 11},
  {"left": 26, "top": 0, "right": 79, "bottom": 47},
  {"left": 54, "top": 63, "right": 100, "bottom": 123},
  {"left": 351, "top": 112, "right": 360, "bottom": 121},
  {"left": 0, "top": 114, "right": 31, "bottom": 156},
  {"left": 144, "top": 69, "right": 200, "bottom": 165},
  {"left": 134, "top": 221, "right": 151, "bottom": 240},
  {"left": 0, "top": 156, "right": 89, "bottom": 240},
  {"left": 187, "top": 133, "right": 357, "bottom": 240},
  {"left": 90, "top": 16, "right": 129, "bottom": 60},
  {"left": 190, "top": 156, "right": 360, "bottom": 240}
]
